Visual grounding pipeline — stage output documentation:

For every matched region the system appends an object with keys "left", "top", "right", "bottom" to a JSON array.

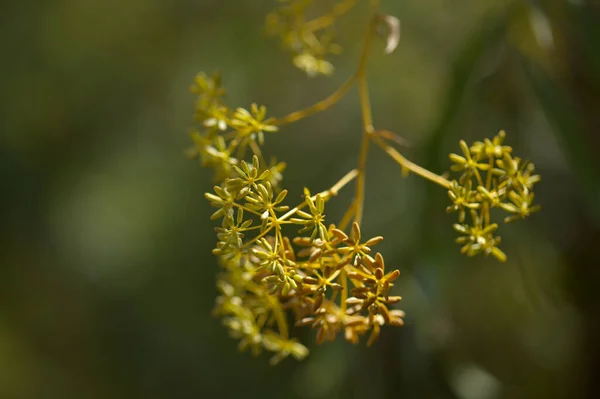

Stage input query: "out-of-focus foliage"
[{"left": 0, "top": 0, "right": 599, "bottom": 398}]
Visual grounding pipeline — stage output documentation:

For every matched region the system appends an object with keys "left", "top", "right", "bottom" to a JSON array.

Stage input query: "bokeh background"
[{"left": 1, "top": 0, "right": 599, "bottom": 398}]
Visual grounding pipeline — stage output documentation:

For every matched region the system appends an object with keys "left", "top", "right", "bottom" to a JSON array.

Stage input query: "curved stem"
[
  {"left": 371, "top": 135, "right": 452, "bottom": 189},
  {"left": 274, "top": 75, "right": 356, "bottom": 126}
]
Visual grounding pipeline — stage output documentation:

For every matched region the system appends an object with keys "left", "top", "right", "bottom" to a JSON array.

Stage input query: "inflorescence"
[{"left": 186, "top": 0, "right": 540, "bottom": 364}]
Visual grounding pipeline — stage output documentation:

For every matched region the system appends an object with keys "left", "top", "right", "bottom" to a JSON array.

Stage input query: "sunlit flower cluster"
[
  {"left": 206, "top": 152, "right": 404, "bottom": 364},
  {"left": 447, "top": 130, "right": 541, "bottom": 261}
]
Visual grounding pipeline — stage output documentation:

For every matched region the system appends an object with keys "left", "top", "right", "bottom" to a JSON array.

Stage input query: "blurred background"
[{"left": 1, "top": 0, "right": 599, "bottom": 398}]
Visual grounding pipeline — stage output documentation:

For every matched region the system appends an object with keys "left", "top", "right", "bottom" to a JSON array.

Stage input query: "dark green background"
[{"left": 1, "top": 0, "right": 599, "bottom": 398}]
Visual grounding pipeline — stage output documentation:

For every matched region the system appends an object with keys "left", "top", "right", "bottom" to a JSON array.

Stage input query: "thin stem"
[
  {"left": 241, "top": 225, "right": 264, "bottom": 232},
  {"left": 340, "top": 269, "right": 348, "bottom": 312},
  {"left": 354, "top": 129, "right": 370, "bottom": 226},
  {"left": 303, "top": 0, "right": 359, "bottom": 33},
  {"left": 270, "top": 208, "right": 287, "bottom": 261},
  {"left": 232, "top": 202, "right": 263, "bottom": 217},
  {"left": 356, "top": 22, "right": 376, "bottom": 132},
  {"left": 274, "top": 75, "right": 356, "bottom": 126},
  {"left": 268, "top": 295, "right": 289, "bottom": 339},
  {"left": 371, "top": 135, "right": 452, "bottom": 189},
  {"left": 256, "top": 313, "right": 268, "bottom": 330},
  {"left": 354, "top": 15, "right": 378, "bottom": 226},
  {"left": 485, "top": 157, "right": 494, "bottom": 190},
  {"left": 242, "top": 224, "right": 274, "bottom": 248},
  {"left": 338, "top": 199, "right": 356, "bottom": 231},
  {"left": 278, "top": 168, "right": 359, "bottom": 222},
  {"left": 482, "top": 202, "right": 490, "bottom": 227},
  {"left": 473, "top": 167, "right": 484, "bottom": 188},
  {"left": 375, "top": 129, "right": 411, "bottom": 147},
  {"left": 325, "top": 269, "right": 342, "bottom": 283},
  {"left": 483, "top": 157, "right": 494, "bottom": 227},
  {"left": 249, "top": 140, "right": 266, "bottom": 167},
  {"left": 326, "top": 168, "right": 360, "bottom": 196}
]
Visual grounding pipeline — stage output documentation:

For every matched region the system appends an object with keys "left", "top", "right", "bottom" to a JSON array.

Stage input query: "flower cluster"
[
  {"left": 265, "top": 0, "right": 358, "bottom": 76},
  {"left": 187, "top": 0, "right": 542, "bottom": 366},
  {"left": 186, "top": 72, "right": 284, "bottom": 183},
  {"left": 446, "top": 130, "right": 541, "bottom": 261},
  {"left": 206, "top": 151, "right": 404, "bottom": 364}
]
